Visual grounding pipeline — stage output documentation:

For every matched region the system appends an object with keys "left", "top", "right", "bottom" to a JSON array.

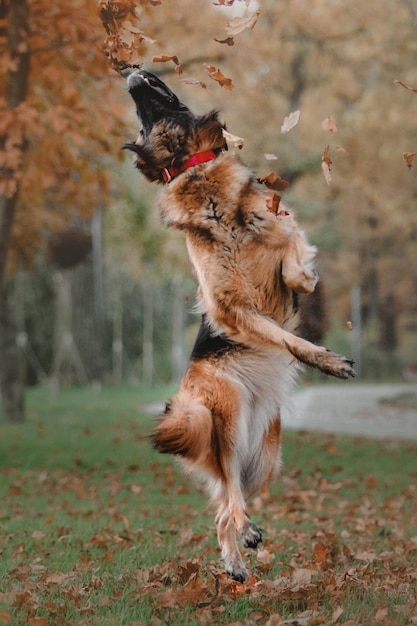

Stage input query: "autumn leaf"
[
  {"left": 203, "top": 63, "right": 234, "bottom": 90},
  {"left": 222, "top": 128, "right": 244, "bottom": 148},
  {"left": 225, "top": 9, "right": 261, "bottom": 36},
  {"left": 281, "top": 110, "right": 300, "bottom": 134},
  {"left": 181, "top": 77, "right": 207, "bottom": 89},
  {"left": 257, "top": 172, "right": 289, "bottom": 191},
  {"left": 322, "top": 115, "right": 337, "bottom": 132},
  {"left": 257, "top": 548, "right": 275, "bottom": 564},
  {"left": 321, "top": 145, "right": 332, "bottom": 185},
  {"left": 214, "top": 36, "right": 235, "bottom": 46},
  {"left": 28, "top": 618, "right": 48, "bottom": 626},
  {"left": 266, "top": 193, "right": 281, "bottom": 215},
  {"left": 393, "top": 78, "right": 417, "bottom": 93},
  {"left": 402, "top": 152, "right": 417, "bottom": 169},
  {"left": 335, "top": 145, "right": 349, "bottom": 156},
  {"left": 152, "top": 54, "right": 180, "bottom": 65}
]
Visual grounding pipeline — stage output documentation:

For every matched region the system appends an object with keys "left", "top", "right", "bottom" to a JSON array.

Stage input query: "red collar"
[{"left": 162, "top": 150, "right": 218, "bottom": 183}]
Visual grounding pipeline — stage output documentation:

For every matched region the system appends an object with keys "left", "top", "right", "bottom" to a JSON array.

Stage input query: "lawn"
[{"left": 0, "top": 384, "right": 416, "bottom": 625}]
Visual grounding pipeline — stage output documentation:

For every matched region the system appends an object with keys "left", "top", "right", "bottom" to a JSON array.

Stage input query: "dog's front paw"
[
  {"left": 317, "top": 349, "right": 355, "bottom": 379},
  {"left": 240, "top": 521, "right": 263, "bottom": 549}
]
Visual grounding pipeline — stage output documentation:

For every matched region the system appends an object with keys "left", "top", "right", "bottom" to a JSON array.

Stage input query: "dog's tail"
[{"left": 151, "top": 394, "right": 212, "bottom": 460}]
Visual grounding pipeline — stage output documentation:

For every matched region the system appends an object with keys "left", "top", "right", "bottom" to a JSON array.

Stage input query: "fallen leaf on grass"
[
  {"left": 28, "top": 618, "right": 47, "bottom": 626},
  {"left": 257, "top": 548, "right": 275, "bottom": 564},
  {"left": 0, "top": 610, "right": 12, "bottom": 624},
  {"left": 266, "top": 615, "right": 282, "bottom": 626},
  {"left": 281, "top": 110, "right": 300, "bottom": 134},
  {"left": 331, "top": 606, "right": 344, "bottom": 623}
]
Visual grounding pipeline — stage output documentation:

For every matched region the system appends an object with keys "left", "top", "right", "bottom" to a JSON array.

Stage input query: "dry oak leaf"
[
  {"left": 335, "top": 144, "right": 349, "bottom": 156},
  {"left": 403, "top": 152, "right": 417, "bottom": 169},
  {"left": 257, "top": 172, "right": 289, "bottom": 192},
  {"left": 181, "top": 77, "right": 207, "bottom": 88},
  {"left": 281, "top": 110, "right": 300, "bottom": 134},
  {"left": 214, "top": 36, "right": 235, "bottom": 46},
  {"left": 225, "top": 9, "right": 261, "bottom": 36},
  {"left": 152, "top": 54, "right": 180, "bottom": 65},
  {"left": 266, "top": 193, "right": 281, "bottom": 215},
  {"left": 222, "top": 128, "right": 244, "bottom": 148},
  {"left": 203, "top": 63, "right": 234, "bottom": 90},
  {"left": 321, "top": 145, "right": 332, "bottom": 185},
  {"left": 322, "top": 115, "right": 337, "bottom": 132},
  {"left": 393, "top": 78, "right": 417, "bottom": 93}
]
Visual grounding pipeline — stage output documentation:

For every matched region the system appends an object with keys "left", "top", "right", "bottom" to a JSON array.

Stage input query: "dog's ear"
[{"left": 122, "top": 142, "right": 142, "bottom": 155}]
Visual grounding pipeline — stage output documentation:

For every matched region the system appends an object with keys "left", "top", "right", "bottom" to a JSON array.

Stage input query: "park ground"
[{"left": 0, "top": 382, "right": 416, "bottom": 625}]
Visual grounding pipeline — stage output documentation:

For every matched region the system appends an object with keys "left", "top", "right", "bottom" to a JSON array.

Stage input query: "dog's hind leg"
[{"left": 216, "top": 502, "right": 250, "bottom": 582}]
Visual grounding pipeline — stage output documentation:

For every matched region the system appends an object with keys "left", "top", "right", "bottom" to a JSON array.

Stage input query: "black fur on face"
[{"left": 123, "top": 70, "right": 227, "bottom": 183}]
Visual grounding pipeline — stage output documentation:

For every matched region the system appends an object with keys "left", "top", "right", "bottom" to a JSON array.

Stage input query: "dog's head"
[{"left": 123, "top": 69, "right": 227, "bottom": 183}]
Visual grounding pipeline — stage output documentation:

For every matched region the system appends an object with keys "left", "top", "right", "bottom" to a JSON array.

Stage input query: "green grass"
[{"left": 0, "top": 384, "right": 416, "bottom": 625}]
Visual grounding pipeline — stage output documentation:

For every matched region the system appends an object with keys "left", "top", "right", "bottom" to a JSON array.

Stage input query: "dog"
[{"left": 123, "top": 70, "right": 355, "bottom": 582}]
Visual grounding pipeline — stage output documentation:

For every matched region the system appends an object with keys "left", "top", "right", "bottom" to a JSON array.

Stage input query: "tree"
[{"left": 0, "top": 0, "right": 128, "bottom": 420}]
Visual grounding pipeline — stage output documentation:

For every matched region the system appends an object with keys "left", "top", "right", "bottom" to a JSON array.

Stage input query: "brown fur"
[{"left": 124, "top": 70, "right": 354, "bottom": 581}]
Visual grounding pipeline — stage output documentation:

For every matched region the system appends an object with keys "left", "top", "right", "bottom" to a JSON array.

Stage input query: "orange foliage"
[{"left": 1, "top": 1, "right": 129, "bottom": 270}]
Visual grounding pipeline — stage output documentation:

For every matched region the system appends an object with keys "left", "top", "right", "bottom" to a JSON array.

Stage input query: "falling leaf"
[
  {"left": 322, "top": 115, "right": 338, "bottom": 132},
  {"left": 152, "top": 54, "right": 180, "bottom": 65},
  {"left": 393, "top": 78, "right": 417, "bottom": 93},
  {"left": 225, "top": 9, "right": 261, "bottom": 36},
  {"left": 335, "top": 145, "right": 349, "bottom": 156},
  {"left": 281, "top": 110, "right": 300, "bottom": 134},
  {"left": 403, "top": 152, "right": 417, "bottom": 169},
  {"left": 258, "top": 172, "right": 289, "bottom": 191},
  {"left": 222, "top": 128, "right": 244, "bottom": 148},
  {"left": 203, "top": 63, "right": 234, "bottom": 90},
  {"left": 321, "top": 145, "right": 332, "bottom": 185},
  {"left": 266, "top": 193, "right": 281, "bottom": 215},
  {"left": 180, "top": 77, "right": 207, "bottom": 88},
  {"left": 346, "top": 320, "right": 353, "bottom": 331},
  {"left": 214, "top": 36, "right": 235, "bottom": 46}
]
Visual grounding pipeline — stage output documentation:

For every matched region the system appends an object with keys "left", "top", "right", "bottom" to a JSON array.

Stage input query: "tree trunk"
[
  {"left": 0, "top": 0, "right": 30, "bottom": 422},
  {"left": 142, "top": 280, "right": 154, "bottom": 384}
]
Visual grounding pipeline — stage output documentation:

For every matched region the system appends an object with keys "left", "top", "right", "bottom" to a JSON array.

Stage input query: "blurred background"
[{"left": 1, "top": 0, "right": 417, "bottom": 422}]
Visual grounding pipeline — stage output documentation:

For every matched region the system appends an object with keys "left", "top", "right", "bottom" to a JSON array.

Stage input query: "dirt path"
[
  {"left": 143, "top": 383, "right": 417, "bottom": 441},
  {"left": 282, "top": 382, "right": 417, "bottom": 440}
]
